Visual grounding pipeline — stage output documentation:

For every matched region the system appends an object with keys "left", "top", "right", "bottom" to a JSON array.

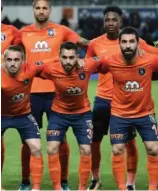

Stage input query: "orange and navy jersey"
[
  {"left": 99, "top": 53, "right": 158, "bottom": 118},
  {"left": 20, "top": 22, "right": 80, "bottom": 93},
  {"left": 86, "top": 34, "right": 158, "bottom": 100},
  {"left": 1, "top": 24, "right": 21, "bottom": 54},
  {"left": 86, "top": 34, "right": 119, "bottom": 100},
  {"left": 1, "top": 63, "right": 42, "bottom": 116},
  {"left": 41, "top": 58, "right": 101, "bottom": 114},
  {"left": 140, "top": 39, "right": 158, "bottom": 54}
]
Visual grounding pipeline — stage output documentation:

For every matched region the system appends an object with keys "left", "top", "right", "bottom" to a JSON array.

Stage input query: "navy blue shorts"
[
  {"left": 110, "top": 114, "right": 158, "bottom": 144},
  {"left": 1, "top": 113, "right": 40, "bottom": 141},
  {"left": 30, "top": 93, "right": 55, "bottom": 128},
  {"left": 92, "top": 96, "right": 136, "bottom": 141},
  {"left": 47, "top": 111, "right": 93, "bottom": 145},
  {"left": 92, "top": 96, "right": 111, "bottom": 141}
]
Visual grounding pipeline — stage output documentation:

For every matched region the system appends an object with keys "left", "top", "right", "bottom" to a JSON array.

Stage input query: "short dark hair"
[
  {"left": 33, "top": 0, "right": 51, "bottom": 8},
  {"left": 119, "top": 27, "right": 139, "bottom": 42},
  {"left": 59, "top": 42, "right": 78, "bottom": 54},
  {"left": 4, "top": 45, "right": 25, "bottom": 60},
  {"left": 103, "top": 6, "right": 122, "bottom": 16}
]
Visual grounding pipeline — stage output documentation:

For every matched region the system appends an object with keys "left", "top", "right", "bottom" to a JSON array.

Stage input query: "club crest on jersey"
[
  {"left": 79, "top": 72, "right": 86, "bottom": 80},
  {"left": 1, "top": 33, "right": 6, "bottom": 41},
  {"left": 48, "top": 28, "right": 55, "bottom": 36},
  {"left": 24, "top": 79, "right": 29, "bottom": 85},
  {"left": 139, "top": 68, "right": 145, "bottom": 75}
]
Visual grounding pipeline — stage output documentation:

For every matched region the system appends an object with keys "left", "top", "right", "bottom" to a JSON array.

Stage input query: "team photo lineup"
[{"left": 1, "top": 0, "right": 158, "bottom": 190}]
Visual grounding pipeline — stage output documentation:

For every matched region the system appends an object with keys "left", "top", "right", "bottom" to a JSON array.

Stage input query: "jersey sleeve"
[
  {"left": 85, "top": 56, "right": 109, "bottom": 74},
  {"left": 151, "top": 56, "right": 158, "bottom": 72},
  {"left": 39, "top": 63, "right": 55, "bottom": 80},
  {"left": 85, "top": 41, "right": 95, "bottom": 58},
  {"left": 62, "top": 25, "right": 80, "bottom": 43},
  {"left": 28, "top": 62, "right": 44, "bottom": 77},
  {"left": 11, "top": 26, "right": 21, "bottom": 45},
  {"left": 140, "top": 39, "right": 158, "bottom": 55}
]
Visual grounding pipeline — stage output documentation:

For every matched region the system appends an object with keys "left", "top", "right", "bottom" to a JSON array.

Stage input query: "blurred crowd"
[
  {"left": 77, "top": 10, "right": 158, "bottom": 45},
  {"left": 2, "top": 9, "right": 158, "bottom": 46}
]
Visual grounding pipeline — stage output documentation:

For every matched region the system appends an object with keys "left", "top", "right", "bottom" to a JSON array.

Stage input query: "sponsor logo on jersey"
[
  {"left": 31, "top": 41, "right": 51, "bottom": 52},
  {"left": 124, "top": 81, "right": 143, "bottom": 92},
  {"left": 1, "top": 33, "right": 6, "bottom": 41},
  {"left": 66, "top": 87, "right": 84, "bottom": 96}
]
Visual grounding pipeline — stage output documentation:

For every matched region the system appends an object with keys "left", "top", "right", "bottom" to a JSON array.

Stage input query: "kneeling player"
[
  {"left": 39, "top": 42, "right": 105, "bottom": 190},
  {"left": 1, "top": 45, "right": 44, "bottom": 190}
]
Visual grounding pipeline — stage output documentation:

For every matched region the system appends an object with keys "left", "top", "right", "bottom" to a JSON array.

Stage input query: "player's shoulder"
[
  {"left": 142, "top": 51, "right": 157, "bottom": 60},
  {"left": 108, "top": 53, "right": 120, "bottom": 61},
  {"left": 139, "top": 38, "right": 146, "bottom": 45},
  {"left": 20, "top": 24, "right": 35, "bottom": 32},
  {"left": 1, "top": 65, "right": 5, "bottom": 75},
  {"left": 44, "top": 60, "right": 61, "bottom": 72},
  {"left": 90, "top": 34, "right": 105, "bottom": 45},
  {"left": 2, "top": 23, "right": 18, "bottom": 32},
  {"left": 48, "top": 22, "right": 68, "bottom": 30}
]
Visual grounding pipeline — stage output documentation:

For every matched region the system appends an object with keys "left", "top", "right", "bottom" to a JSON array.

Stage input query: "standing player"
[
  {"left": 97, "top": 27, "right": 158, "bottom": 190},
  {"left": 1, "top": 5, "right": 21, "bottom": 178},
  {"left": 20, "top": 0, "right": 89, "bottom": 190},
  {"left": 39, "top": 42, "right": 104, "bottom": 190},
  {"left": 86, "top": 6, "right": 158, "bottom": 190},
  {"left": 1, "top": 45, "right": 44, "bottom": 190},
  {"left": 1, "top": 23, "right": 20, "bottom": 54}
]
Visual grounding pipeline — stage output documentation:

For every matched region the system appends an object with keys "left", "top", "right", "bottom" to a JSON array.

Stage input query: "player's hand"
[
  {"left": 138, "top": 48, "right": 145, "bottom": 57},
  {"left": 77, "top": 58, "right": 85, "bottom": 69},
  {"left": 153, "top": 40, "right": 158, "bottom": 47}
]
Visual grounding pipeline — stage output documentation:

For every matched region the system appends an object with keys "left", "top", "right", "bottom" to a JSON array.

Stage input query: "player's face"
[
  {"left": 5, "top": 51, "right": 23, "bottom": 75},
  {"left": 33, "top": 0, "right": 51, "bottom": 24},
  {"left": 120, "top": 34, "right": 138, "bottom": 61},
  {"left": 60, "top": 49, "right": 78, "bottom": 73},
  {"left": 104, "top": 12, "right": 121, "bottom": 35}
]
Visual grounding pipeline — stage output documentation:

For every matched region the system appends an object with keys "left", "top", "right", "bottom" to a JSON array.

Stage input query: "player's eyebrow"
[{"left": 7, "top": 58, "right": 20, "bottom": 61}]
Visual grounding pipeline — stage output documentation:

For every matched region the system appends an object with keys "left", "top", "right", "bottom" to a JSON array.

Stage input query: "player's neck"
[
  {"left": 35, "top": 21, "right": 50, "bottom": 29},
  {"left": 122, "top": 55, "right": 137, "bottom": 65},
  {"left": 63, "top": 66, "right": 77, "bottom": 75},
  {"left": 106, "top": 33, "right": 118, "bottom": 40}
]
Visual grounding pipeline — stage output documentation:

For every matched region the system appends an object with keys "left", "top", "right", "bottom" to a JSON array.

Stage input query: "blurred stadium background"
[
  {"left": 2, "top": 0, "right": 158, "bottom": 45},
  {"left": 2, "top": 0, "right": 158, "bottom": 190}
]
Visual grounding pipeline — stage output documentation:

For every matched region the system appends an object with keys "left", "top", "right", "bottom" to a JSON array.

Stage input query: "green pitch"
[{"left": 2, "top": 80, "right": 158, "bottom": 190}]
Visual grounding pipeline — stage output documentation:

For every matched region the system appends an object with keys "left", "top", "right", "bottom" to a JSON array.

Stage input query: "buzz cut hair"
[
  {"left": 103, "top": 6, "right": 123, "bottom": 16},
  {"left": 4, "top": 45, "right": 25, "bottom": 60},
  {"left": 33, "top": 0, "right": 52, "bottom": 8}
]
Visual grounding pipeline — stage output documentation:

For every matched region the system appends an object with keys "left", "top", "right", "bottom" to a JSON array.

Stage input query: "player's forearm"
[{"left": 76, "top": 37, "right": 90, "bottom": 48}]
